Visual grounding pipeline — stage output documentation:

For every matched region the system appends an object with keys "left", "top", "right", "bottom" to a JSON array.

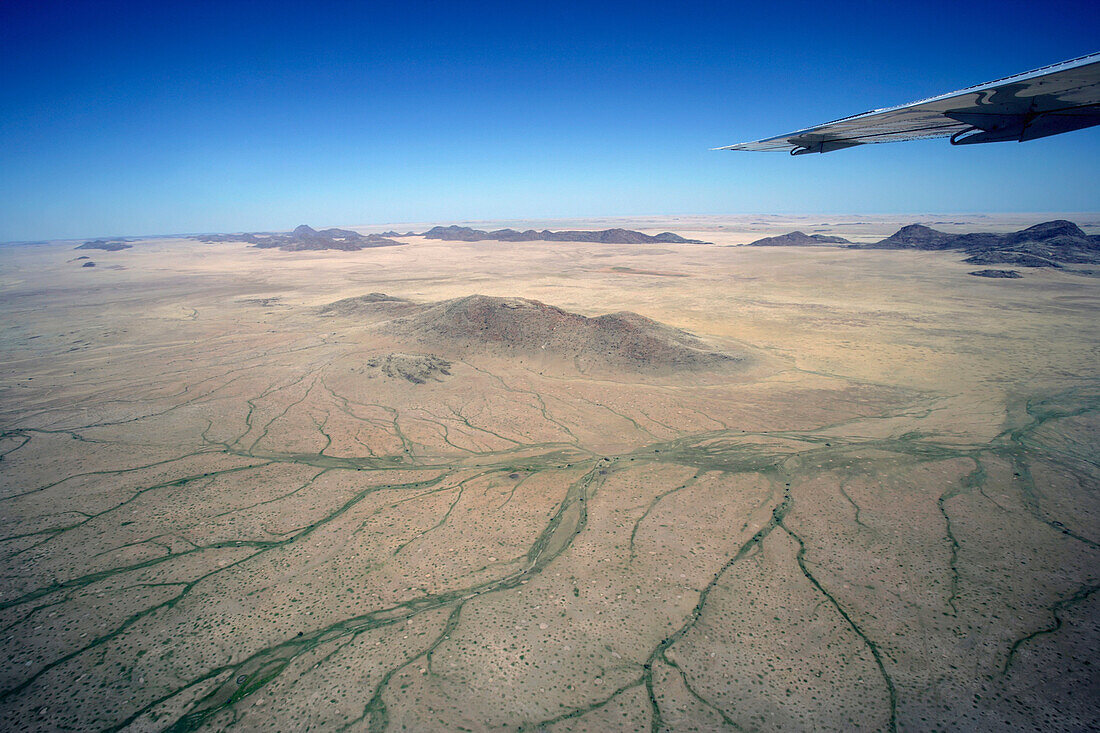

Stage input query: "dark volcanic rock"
[
  {"left": 745, "top": 231, "right": 850, "bottom": 246},
  {"left": 239, "top": 297, "right": 284, "bottom": 307},
  {"left": 1009, "top": 220, "right": 1087, "bottom": 241},
  {"left": 969, "top": 269, "right": 1022, "bottom": 278},
  {"left": 365, "top": 353, "right": 452, "bottom": 384},
  {"left": 76, "top": 240, "right": 132, "bottom": 251},
  {"left": 868, "top": 224, "right": 956, "bottom": 250},
  {"left": 859, "top": 220, "right": 1099, "bottom": 269},
  {"left": 352, "top": 292, "right": 408, "bottom": 303},
  {"left": 650, "top": 232, "right": 703, "bottom": 243},
  {"left": 193, "top": 225, "right": 405, "bottom": 252},
  {"left": 963, "top": 252, "right": 1060, "bottom": 268},
  {"left": 539, "top": 228, "right": 700, "bottom": 244},
  {"left": 420, "top": 225, "right": 708, "bottom": 245},
  {"left": 195, "top": 232, "right": 265, "bottom": 244},
  {"left": 81, "top": 261, "right": 96, "bottom": 267},
  {"left": 379, "top": 294, "right": 744, "bottom": 375},
  {"left": 421, "top": 225, "right": 487, "bottom": 241},
  {"left": 318, "top": 292, "right": 414, "bottom": 317}
]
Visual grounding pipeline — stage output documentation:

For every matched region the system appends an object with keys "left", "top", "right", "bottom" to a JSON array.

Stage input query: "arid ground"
[{"left": 1, "top": 215, "right": 1098, "bottom": 731}]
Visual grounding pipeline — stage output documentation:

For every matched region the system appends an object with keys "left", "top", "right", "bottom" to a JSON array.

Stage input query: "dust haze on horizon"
[{"left": 2, "top": 1, "right": 1099, "bottom": 242}]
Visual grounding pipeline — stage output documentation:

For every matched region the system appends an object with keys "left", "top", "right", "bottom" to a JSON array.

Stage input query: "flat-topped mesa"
[
  {"left": 193, "top": 225, "right": 405, "bottom": 251},
  {"left": 745, "top": 231, "right": 850, "bottom": 246},
  {"left": 375, "top": 294, "right": 746, "bottom": 375},
  {"left": 421, "top": 225, "right": 708, "bottom": 244}
]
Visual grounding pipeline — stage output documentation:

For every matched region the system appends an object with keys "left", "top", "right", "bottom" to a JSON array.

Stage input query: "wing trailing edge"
[{"left": 718, "top": 52, "right": 1100, "bottom": 154}]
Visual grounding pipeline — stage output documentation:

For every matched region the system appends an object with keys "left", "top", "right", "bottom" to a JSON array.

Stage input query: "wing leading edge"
[{"left": 718, "top": 52, "right": 1100, "bottom": 154}]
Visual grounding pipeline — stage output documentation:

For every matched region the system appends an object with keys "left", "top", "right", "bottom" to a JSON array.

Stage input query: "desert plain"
[{"left": 1, "top": 214, "right": 1098, "bottom": 731}]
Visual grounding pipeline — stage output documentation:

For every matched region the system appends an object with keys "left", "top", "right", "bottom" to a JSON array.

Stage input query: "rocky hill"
[
  {"left": 421, "top": 226, "right": 707, "bottom": 244},
  {"left": 327, "top": 293, "right": 748, "bottom": 375},
  {"left": 318, "top": 292, "right": 416, "bottom": 317},
  {"left": 867, "top": 224, "right": 957, "bottom": 250},
  {"left": 194, "top": 225, "right": 404, "bottom": 251},
  {"left": 864, "top": 220, "right": 1100, "bottom": 268},
  {"left": 75, "top": 239, "right": 132, "bottom": 251},
  {"left": 745, "top": 231, "right": 850, "bottom": 246},
  {"left": 746, "top": 220, "right": 1099, "bottom": 270}
]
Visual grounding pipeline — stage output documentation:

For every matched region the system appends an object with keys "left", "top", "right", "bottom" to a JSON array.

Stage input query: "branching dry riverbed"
[{"left": 1, "top": 232, "right": 1097, "bottom": 730}]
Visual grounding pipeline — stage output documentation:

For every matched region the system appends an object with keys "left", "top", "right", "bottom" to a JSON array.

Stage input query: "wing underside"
[{"left": 718, "top": 52, "right": 1100, "bottom": 154}]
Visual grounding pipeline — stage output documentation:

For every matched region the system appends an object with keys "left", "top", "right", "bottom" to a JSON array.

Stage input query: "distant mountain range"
[
  {"left": 189, "top": 224, "right": 706, "bottom": 250},
  {"left": 75, "top": 239, "right": 132, "bottom": 251},
  {"left": 421, "top": 226, "right": 708, "bottom": 244},
  {"left": 193, "top": 225, "right": 404, "bottom": 251},
  {"left": 747, "top": 220, "right": 1100, "bottom": 269}
]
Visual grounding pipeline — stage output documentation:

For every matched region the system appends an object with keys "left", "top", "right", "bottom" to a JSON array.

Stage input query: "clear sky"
[{"left": 1, "top": 0, "right": 1098, "bottom": 241}]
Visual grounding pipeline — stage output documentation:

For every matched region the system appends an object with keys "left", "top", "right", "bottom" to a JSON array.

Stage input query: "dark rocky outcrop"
[
  {"left": 421, "top": 226, "right": 707, "bottom": 245},
  {"left": 318, "top": 292, "right": 415, "bottom": 317},
  {"left": 969, "top": 269, "right": 1022, "bottom": 278},
  {"left": 963, "top": 252, "right": 1061, "bottom": 268},
  {"left": 369, "top": 294, "right": 745, "bottom": 375},
  {"left": 867, "top": 224, "right": 957, "bottom": 250},
  {"left": 365, "top": 353, "right": 452, "bottom": 384},
  {"left": 745, "top": 220, "right": 1097, "bottom": 270},
  {"left": 864, "top": 220, "right": 1099, "bottom": 268},
  {"left": 745, "top": 231, "right": 850, "bottom": 246},
  {"left": 81, "top": 261, "right": 96, "bottom": 267},
  {"left": 76, "top": 240, "right": 132, "bottom": 251},
  {"left": 239, "top": 297, "right": 284, "bottom": 307},
  {"left": 194, "top": 232, "right": 267, "bottom": 244},
  {"left": 194, "top": 225, "right": 404, "bottom": 252}
]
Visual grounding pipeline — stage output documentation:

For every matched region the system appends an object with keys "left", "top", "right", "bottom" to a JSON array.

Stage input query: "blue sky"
[{"left": 1, "top": 0, "right": 1098, "bottom": 241}]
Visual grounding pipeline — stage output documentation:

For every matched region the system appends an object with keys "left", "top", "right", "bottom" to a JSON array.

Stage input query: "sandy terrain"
[{"left": 1, "top": 215, "right": 1098, "bottom": 731}]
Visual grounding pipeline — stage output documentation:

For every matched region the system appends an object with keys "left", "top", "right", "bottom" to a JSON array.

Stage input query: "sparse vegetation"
[{"left": 0, "top": 219, "right": 1096, "bottom": 731}]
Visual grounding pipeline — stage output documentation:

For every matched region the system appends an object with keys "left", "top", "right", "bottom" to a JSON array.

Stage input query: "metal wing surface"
[{"left": 718, "top": 52, "right": 1100, "bottom": 154}]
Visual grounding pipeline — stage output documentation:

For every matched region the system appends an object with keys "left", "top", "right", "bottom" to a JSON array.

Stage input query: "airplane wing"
[{"left": 717, "top": 52, "right": 1100, "bottom": 154}]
